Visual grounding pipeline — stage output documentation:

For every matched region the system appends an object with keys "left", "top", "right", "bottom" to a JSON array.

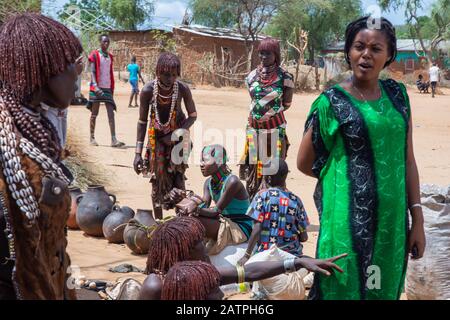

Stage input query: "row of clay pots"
[{"left": 67, "top": 185, "right": 157, "bottom": 255}]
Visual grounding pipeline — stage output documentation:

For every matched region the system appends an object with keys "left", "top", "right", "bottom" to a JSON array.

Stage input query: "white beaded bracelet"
[{"left": 410, "top": 203, "right": 422, "bottom": 210}]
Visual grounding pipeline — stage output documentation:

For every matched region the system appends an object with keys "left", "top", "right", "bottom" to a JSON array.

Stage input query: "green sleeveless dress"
[
  {"left": 305, "top": 79, "right": 410, "bottom": 300},
  {"left": 209, "top": 175, "right": 253, "bottom": 238}
]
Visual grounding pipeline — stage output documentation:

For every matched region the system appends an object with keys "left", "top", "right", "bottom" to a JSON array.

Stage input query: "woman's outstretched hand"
[{"left": 299, "top": 253, "right": 347, "bottom": 276}]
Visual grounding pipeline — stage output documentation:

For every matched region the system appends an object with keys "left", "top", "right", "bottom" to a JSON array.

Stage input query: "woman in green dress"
[{"left": 297, "top": 16, "right": 426, "bottom": 300}]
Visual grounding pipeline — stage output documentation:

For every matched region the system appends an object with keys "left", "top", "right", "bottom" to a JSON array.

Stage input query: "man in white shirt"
[{"left": 429, "top": 62, "right": 440, "bottom": 98}]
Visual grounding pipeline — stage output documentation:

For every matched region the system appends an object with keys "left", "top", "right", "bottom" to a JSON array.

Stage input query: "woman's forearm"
[
  {"left": 181, "top": 115, "right": 197, "bottom": 130},
  {"left": 407, "top": 159, "right": 424, "bottom": 224},
  {"left": 197, "top": 208, "right": 219, "bottom": 219},
  {"left": 243, "top": 258, "right": 305, "bottom": 282},
  {"left": 244, "top": 222, "right": 262, "bottom": 256}
]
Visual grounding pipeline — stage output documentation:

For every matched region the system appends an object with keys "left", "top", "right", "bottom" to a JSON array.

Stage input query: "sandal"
[
  {"left": 90, "top": 138, "right": 99, "bottom": 146},
  {"left": 111, "top": 140, "right": 125, "bottom": 148}
]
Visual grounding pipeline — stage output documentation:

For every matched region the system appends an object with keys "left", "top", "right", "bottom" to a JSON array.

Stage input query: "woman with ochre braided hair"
[
  {"left": 0, "top": 13, "right": 83, "bottom": 299},
  {"left": 297, "top": 16, "right": 426, "bottom": 300},
  {"left": 161, "top": 254, "right": 346, "bottom": 300},
  {"left": 134, "top": 53, "right": 197, "bottom": 220},
  {"left": 139, "top": 216, "right": 347, "bottom": 300},
  {"left": 239, "top": 38, "right": 295, "bottom": 199},
  {"left": 139, "top": 216, "right": 208, "bottom": 300}
]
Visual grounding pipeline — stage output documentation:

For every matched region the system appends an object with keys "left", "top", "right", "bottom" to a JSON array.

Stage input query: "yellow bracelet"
[{"left": 236, "top": 265, "right": 245, "bottom": 284}]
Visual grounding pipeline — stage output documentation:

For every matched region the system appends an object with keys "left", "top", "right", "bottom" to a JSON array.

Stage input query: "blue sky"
[{"left": 43, "top": 0, "right": 436, "bottom": 29}]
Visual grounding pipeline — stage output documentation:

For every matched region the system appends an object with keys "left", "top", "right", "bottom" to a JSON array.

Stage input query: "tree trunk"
[
  {"left": 295, "top": 60, "right": 300, "bottom": 89},
  {"left": 246, "top": 43, "right": 254, "bottom": 73},
  {"left": 315, "top": 64, "right": 320, "bottom": 91}
]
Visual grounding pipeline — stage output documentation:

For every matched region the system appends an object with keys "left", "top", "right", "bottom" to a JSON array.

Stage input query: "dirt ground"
[{"left": 66, "top": 80, "right": 450, "bottom": 297}]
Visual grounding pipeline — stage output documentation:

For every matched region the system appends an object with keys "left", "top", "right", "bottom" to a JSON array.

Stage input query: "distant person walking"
[
  {"left": 87, "top": 34, "right": 125, "bottom": 147},
  {"left": 127, "top": 56, "right": 145, "bottom": 108},
  {"left": 429, "top": 62, "right": 440, "bottom": 98}
]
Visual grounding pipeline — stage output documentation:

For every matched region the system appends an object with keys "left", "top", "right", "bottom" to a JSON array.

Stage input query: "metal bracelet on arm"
[
  {"left": 135, "top": 141, "right": 144, "bottom": 154},
  {"left": 283, "top": 257, "right": 297, "bottom": 273}
]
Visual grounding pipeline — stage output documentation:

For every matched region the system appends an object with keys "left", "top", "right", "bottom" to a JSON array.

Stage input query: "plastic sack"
[
  {"left": 405, "top": 184, "right": 450, "bottom": 300},
  {"left": 209, "top": 243, "right": 248, "bottom": 268},
  {"left": 247, "top": 245, "right": 307, "bottom": 300},
  {"left": 105, "top": 278, "right": 142, "bottom": 300},
  {"left": 209, "top": 243, "right": 251, "bottom": 297}
]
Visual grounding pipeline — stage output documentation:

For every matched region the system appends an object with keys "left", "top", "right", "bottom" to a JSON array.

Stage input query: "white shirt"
[
  {"left": 41, "top": 102, "right": 68, "bottom": 148},
  {"left": 429, "top": 66, "right": 440, "bottom": 82},
  {"left": 98, "top": 53, "right": 112, "bottom": 89}
]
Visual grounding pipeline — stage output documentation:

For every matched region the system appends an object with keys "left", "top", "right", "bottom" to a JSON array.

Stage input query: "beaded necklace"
[
  {"left": 151, "top": 79, "right": 179, "bottom": 130},
  {"left": 99, "top": 49, "right": 109, "bottom": 58},
  {"left": 210, "top": 167, "right": 231, "bottom": 195},
  {"left": 257, "top": 64, "right": 278, "bottom": 86},
  {"left": 0, "top": 92, "right": 70, "bottom": 224}
]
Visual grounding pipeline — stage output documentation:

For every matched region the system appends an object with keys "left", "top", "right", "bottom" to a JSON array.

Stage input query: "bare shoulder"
[
  {"left": 226, "top": 174, "right": 241, "bottom": 186},
  {"left": 139, "top": 273, "right": 163, "bottom": 300},
  {"left": 141, "top": 81, "right": 154, "bottom": 96},
  {"left": 225, "top": 174, "right": 246, "bottom": 194},
  {"left": 177, "top": 81, "right": 192, "bottom": 95}
]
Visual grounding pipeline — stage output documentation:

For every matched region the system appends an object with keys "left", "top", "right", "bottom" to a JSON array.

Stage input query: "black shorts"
[{"left": 431, "top": 81, "right": 437, "bottom": 89}]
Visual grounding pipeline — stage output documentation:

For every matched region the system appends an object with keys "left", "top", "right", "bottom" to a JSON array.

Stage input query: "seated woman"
[
  {"left": 161, "top": 255, "right": 347, "bottom": 300},
  {"left": 416, "top": 74, "right": 429, "bottom": 93},
  {"left": 139, "top": 216, "right": 347, "bottom": 300},
  {"left": 139, "top": 216, "right": 207, "bottom": 300},
  {"left": 195, "top": 144, "right": 254, "bottom": 255}
]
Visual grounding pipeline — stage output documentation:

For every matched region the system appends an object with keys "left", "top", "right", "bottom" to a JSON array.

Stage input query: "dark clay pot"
[
  {"left": 76, "top": 185, "right": 116, "bottom": 237},
  {"left": 102, "top": 205, "right": 135, "bottom": 243},
  {"left": 67, "top": 187, "right": 83, "bottom": 230},
  {"left": 123, "top": 209, "right": 157, "bottom": 255}
]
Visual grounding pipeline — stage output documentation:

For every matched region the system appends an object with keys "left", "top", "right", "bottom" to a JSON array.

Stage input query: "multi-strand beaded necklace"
[
  {"left": 145, "top": 79, "right": 179, "bottom": 173},
  {"left": 210, "top": 167, "right": 231, "bottom": 195},
  {"left": 0, "top": 92, "right": 70, "bottom": 224}
]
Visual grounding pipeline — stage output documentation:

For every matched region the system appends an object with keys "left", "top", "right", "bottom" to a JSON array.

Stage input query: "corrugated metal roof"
[
  {"left": 324, "top": 39, "right": 450, "bottom": 52},
  {"left": 172, "top": 24, "right": 267, "bottom": 42}
]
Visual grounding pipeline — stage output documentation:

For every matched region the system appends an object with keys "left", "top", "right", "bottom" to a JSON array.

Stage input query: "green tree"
[
  {"left": 58, "top": 0, "right": 111, "bottom": 31},
  {"left": 190, "top": 0, "right": 282, "bottom": 72},
  {"left": 99, "top": 0, "right": 154, "bottom": 30},
  {"left": 266, "top": 0, "right": 361, "bottom": 63},
  {"left": 0, "top": 0, "right": 41, "bottom": 23},
  {"left": 379, "top": 0, "right": 450, "bottom": 63},
  {"left": 189, "top": 0, "right": 235, "bottom": 28}
]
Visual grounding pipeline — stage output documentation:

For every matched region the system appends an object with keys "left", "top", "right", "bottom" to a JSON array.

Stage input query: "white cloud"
[{"left": 154, "top": 0, "right": 188, "bottom": 25}]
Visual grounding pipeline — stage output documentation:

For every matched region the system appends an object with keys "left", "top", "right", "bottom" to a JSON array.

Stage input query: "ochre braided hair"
[
  {"left": 156, "top": 52, "right": 181, "bottom": 77},
  {"left": 161, "top": 261, "right": 221, "bottom": 300},
  {"left": 146, "top": 216, "right": 205, "bottom": 275},
  {"left": 258, "top": 37, "right": 281, "bottom": 66},
  {"left": 0, "top": 13, "right": 83, "bottom": 160}
]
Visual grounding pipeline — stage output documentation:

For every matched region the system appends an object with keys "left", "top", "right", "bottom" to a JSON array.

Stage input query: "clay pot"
[
  {"left": 102, "top": 205, "right": 135, "bottom": 243},
  {"left": 123, "top": 209, "right": 157, "bottom": 255},
  {"left": 67, "top": 187, "right": 83, "bottom": 229},
  {"left": 76, "top": 185, "right": 116, "bottom": 237}
]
